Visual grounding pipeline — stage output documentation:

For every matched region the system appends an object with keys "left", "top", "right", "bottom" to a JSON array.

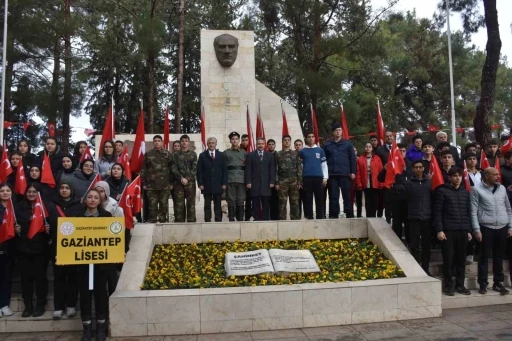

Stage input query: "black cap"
[
  {"left": 332, "top": 123, "right": 342, "bottom": 131},
  {"left": 228, "top": 131, "right": 240, "bottom": 139}
]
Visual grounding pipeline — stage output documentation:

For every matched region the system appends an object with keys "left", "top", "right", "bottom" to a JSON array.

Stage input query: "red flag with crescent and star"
[
  {"left": 47, "top": 123, "right": 56, "bottom": 137},
  {"left": 27, "top": 193, "right": 48, "bottom": 239},
  {"left": 118, "top": 146, "right": 132, "bottom": 181},
  {"left": 502, "top": 136, "right": 512, "bottom": 154},
  {"left": 79, "top": 146, "right": 94, "bottom": 164},
  {"left": 479, "top": 149, "right": 490, "bottom": 171},
  {"left": 383, "top": 140, "right": 406, "bottom": 188},
  {"left": 41, "top": 152, "right": 56, "bottom": 188},
  {"left": 0, "top": 198, "right": 15, "bottom": 243},
  {"left": 128, "top": 175, "right": 142, "bottom": 214},
  {"left": 463, "top": 160, "right": 471, "bottom": 192},
  {"left": 0, "top": 146, "right": 13, "bottom": 183},
  {"left": 119, "top": 184, "right": 134, "bottom": 229},
  {"left": 430, "top": 155, "right": 444, "bottom": 190},
  {"left": 130, "top": 108, "right": 145, "bottom": 174},
  {"left": 15, "top": 157, "right": 27, "bottom": 195}
]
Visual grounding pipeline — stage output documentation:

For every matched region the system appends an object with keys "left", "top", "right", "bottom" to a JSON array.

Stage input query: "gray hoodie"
[{"left": 470, "top": 181, "right": 512, "bottom": 233}]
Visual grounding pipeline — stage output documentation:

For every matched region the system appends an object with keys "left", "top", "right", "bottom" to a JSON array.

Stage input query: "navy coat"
[
  {"left": 245, "top": 150, "right": 276, "bottom": 197},
  {"left": 197, "top": 150, "right": 228, "bottom": 194}
]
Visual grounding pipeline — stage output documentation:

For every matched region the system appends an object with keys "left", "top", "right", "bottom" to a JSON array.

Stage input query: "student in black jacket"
[
  {"left": 0, "top": 183, "right": 16, "bottom": 317},
  {"left": 104, "top": 163, "right": 129, "bottom": 201},
  {"left": 14, "top": 183, "right": 50, "bottom": 318},
  {"left": 49, "top": 181, "right": 82, "bottom": 319},
  {"left": 434, "top": 167, "right": 472, "bottom": 296},
  {"left": 399, "top": 160, "right": 433, "bottom": 275},
  {"left": 72, "top": 189, "right": 112, "bottom": 341}
]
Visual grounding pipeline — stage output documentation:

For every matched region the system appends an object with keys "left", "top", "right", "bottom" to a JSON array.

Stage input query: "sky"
[{"left": 68, "top": 0, "right": 512, "bottom": 142}]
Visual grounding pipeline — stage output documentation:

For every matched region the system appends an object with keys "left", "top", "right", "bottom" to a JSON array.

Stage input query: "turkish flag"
[
  {"left": 502, "top": 136, "right": 512, "bottom": 154},
  {"left": 430, "top": 155, "right": 444, "bottom": 190},
  {"left": 256, "top": 104, "right": 267, "bottom": 150},
  {"left": 99, "top": 105, "right": 115, "bottom": 157},
  {"left": 311, "top": 104, "right": 319, "bottom": 145},
  {"left": 0, "top": 198, "right": 15, "bottom": 243},
  {"left": 383, "top": 140, "right": 406, "bottom": 188},
  {"left": 28, "top": 194, "right": 47, "bottom": 239},
  {"left": 463, "top": 161, "right": 471, "bottom": 192},
  {"left": 428, "top": 124, "right": 440, "bottom": 132},
  {"left": 495, "top": 157, "right": 502, "bottom": 183},
  {"left": 79, "top": 146, "right": 94, "bottom": 164},
  {"left": 118, "top": 146, "right": 132, "bottom": 181},
  {"left": 0, "top": 146, "right": 13, "bottom": 183},
  {"left": 47, "top": 123, "right": 56, "bottom": 137},
  {"left": 282, "top": 106, "right": 289, "bottom": 137},
  {"left": 479, "top": 149, "right": 490, "bottom": 170},
  {"left": 15, "top": 158, "right": 27, "bottom": 195},
  {"left": 376, "top": 101, "right": 385, "bottom": 146},
  {"left": 200, "top": 105, "right": 206, "bottom": 151},
  {"left": 84, "top": 173, "right": 102, "bottom": 196},
  {"left": 163, "top": 107, "right": 170, "bottom": 150},
  {"left": 41, "top": 152, "right": 56, "bottom": 188},
  {"left": 128, "top": 175, "right": 142, "bottom": 214},
  {"left": 118, "top": 184, "right": 133, "bottom": 229},
  {"left": 4, "top": 121, "right": 15, "bottom": 129},
  {"left": 341, "top": 105, "right": 350, "bottom": 139},
  {"left": 130, "top": 109, "right": 145, "bottom": 174},
  {"left": 245, "top": 106, "right": 256, "bottom": 152},
  {"left": 84, "top": 128, "right": 97, "bottom": 137}
]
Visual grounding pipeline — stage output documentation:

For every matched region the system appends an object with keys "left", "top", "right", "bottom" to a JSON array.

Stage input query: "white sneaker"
[
  {"left": 53, "top": 310, "right": 63, "bottom": 320},
  {"left": 0, "top": 306, "right": 13, "bottom": 316},
  {"left": 66, "top": 307, "right": 76, "bottom": 318},
  {"left": 466, "top": 255, "right": 474, "bottom": 264}
]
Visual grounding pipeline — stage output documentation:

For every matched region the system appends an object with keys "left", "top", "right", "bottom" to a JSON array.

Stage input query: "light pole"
[
  {"left": 0, "top": 0, "right": 8, "bottom": 143},
  {"left": 445, "top": 0, "right": 457, "bottom": 147}
]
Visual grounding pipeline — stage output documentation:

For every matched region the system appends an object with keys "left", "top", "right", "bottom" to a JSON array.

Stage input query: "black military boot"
[
  {"left": 81, "top": 322, "right": 93, "bottom": 341},
  {"left": 96, "top": 321, "right": 108, "bottom": 341},
  {"left": 228, "top": 206, "right": 236, "bottom": 221},
  {"left": 21, "top": 300, "right": 33, "bottom": 317},
  {"left": 236, "top": 205, "right": 245, "bottom": 221}
]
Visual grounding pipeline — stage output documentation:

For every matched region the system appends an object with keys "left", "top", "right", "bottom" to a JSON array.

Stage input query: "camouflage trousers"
[
  {"left": 278, "top": 178, "right": 300, "bottom": 220},
  {"left": 174, "top": 181, "right": 196, "bottom": 222},
  {"left": 146, "top": 189, "right": 170, "bottom": 222}
]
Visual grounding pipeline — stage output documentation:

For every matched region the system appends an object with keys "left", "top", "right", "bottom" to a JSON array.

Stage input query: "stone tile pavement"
[{"left": 4, "top": 304, "right": 512, "bottom": 340}]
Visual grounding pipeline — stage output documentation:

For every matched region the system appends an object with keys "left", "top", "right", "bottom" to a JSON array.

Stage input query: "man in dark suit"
[
  {"left": 197, "top": 137, "right": 227, "bottom": 222},
  {"left": 245, "top": 137, "right": 276, "bottom": 220}
]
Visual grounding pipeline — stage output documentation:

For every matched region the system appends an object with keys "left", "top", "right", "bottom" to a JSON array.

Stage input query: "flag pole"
[
  {"left": 445, "top": 0, "right": 457, "bottom": 147},
  {"left": 0, "top": 0, "right": 8, "bottom": 143},
  {"left": 9, "top": 197, "right": 16, "bottom": 226}
]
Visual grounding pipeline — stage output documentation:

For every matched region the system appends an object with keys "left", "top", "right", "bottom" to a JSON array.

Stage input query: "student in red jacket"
[{"left": 355, "top": 143, "right": 383, "bottom": 217}]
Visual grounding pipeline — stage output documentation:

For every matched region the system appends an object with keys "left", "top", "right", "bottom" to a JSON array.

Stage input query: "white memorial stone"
[
  {"left": 269, "top": 249, "right": 320, "bottom": 274},
  {"left": 225, "top": 249, "right": 274, "bottom": 277}
]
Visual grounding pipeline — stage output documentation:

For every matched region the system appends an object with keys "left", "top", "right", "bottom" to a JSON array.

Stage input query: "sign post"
[{"left": 56, "top": 217, "right": 126, "bottom": 290}]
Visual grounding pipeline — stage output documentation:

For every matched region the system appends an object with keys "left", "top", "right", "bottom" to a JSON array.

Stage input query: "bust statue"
[{"left": 213, "top": 34, "right": 239, "bottom": 68}]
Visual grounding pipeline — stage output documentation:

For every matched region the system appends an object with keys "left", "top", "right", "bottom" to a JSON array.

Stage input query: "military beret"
[
  {"left": 229, "top": 131, "right": 240, "bottom": 139},
  {"left": 332, "top": 123, "right": 341, "bottom": 131}
]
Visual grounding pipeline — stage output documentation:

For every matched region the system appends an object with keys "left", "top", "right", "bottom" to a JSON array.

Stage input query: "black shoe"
[
  {"left": 96, "top": 321, "right": 107, "bottom": 341},
  {"left": 444, "top": 287, "right": 455, "bottom": 296},
  {"left": 455, "top": 286, "right": 471, "bottom": 295},
  {"left": 493, "top": 282, "right": 509, "bottom": 295},
  {"left": 81, "top": 323, "right": 93, "bottom": 341},
  {"left": 479, "top": 284, "right": 487, "bottom": 295},
  {"left": 21, "top": 301, "right": 33, "bottom": 317},
  {"left": 32, "top": 305, "right": 45, "bottom": 317}
]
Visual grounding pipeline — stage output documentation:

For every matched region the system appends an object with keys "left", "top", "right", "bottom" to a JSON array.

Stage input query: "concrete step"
[
  {"left": 0, "top": 311, "right": 85, "bottom": 333},
  {"left": 429, "top": 260, "right": 510, "bottom": 277},
  {"left": 10, "top": 293, "right": 94, "bottom": 313},
  {"left": 435, "top": 275, "right": 511, "bottom": 290},
  {"left": 443, "top": 287, "right": 512, "bottom": 309}
]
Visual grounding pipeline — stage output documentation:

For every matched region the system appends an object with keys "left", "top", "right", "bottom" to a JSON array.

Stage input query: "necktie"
[
  {"left": 259, "top": 152, "right": 263, "bottom": 161},
  {"left": 210, "top": 152, "right": 214, "bottom": 160}
]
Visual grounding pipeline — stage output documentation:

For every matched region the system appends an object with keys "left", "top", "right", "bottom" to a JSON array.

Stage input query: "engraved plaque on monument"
[
  {"left": 224, "top": 249, "right": 274, "bottom": 277},
  {"left": 268, "top": 249, "right": 321, "bottom": 274}
]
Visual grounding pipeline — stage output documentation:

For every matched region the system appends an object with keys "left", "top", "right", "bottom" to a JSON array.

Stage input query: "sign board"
[
  {"left": 56, "top": 217, "right": 125, "bottom": 265},
  {"left": 268, "top": 249, "right": 320, "bottom": 274},
  {"left": 225, "top": 249, "right": 274, "bottom": 277}
]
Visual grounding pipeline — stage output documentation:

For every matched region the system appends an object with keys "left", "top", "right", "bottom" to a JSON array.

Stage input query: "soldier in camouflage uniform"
[
  {"left": 172, "top": 134, "right": 198, "bottom": 222},
  {"left": 275, "top": 134, "right": 302, "bottom": 220},
  {"left": 224, "top": 131, "right": 246, "bottom": 221},
  {"left": 141, "top": 135, "right": 173, "bottom": 223}
]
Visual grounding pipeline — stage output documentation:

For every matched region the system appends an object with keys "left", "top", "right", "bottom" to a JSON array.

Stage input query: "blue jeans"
[{"left": 328, "top": 175, "right": 353, "bottom": 218}]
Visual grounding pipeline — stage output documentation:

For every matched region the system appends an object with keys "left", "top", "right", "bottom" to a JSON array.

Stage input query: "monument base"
[{"left": 109, "top": 219, "right": 441, "bottom": 337}]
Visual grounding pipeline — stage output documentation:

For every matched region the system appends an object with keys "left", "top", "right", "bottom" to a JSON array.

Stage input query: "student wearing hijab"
[
  {"left": 48, "top": 181, "right": 81, "bottom": 319},
  {"left": 105, "top": 163, "right": 129, "bottom": 201},
  {"left": 27, "top": 165, "right": 55, "bottom": 201},
  {"left": 17, "top": 139, "right": 36, "bottom": 171},
  {"left": 71, "top": 159, "right": 98, "bottom": 199},
  {"left": 71, "top": 189, "right": 112, "bottom": 341},
  {"left": 94, "top": 181, "right": 124, "bottom": 218},
  {"left": 56, "top": 156, "right": 76, "bottom": 184},
  {"left": 95, "top": 140, "right": 117, "bottom": 178},
  {"left": 14, "top": 183, "right": 50, "bottom": 318}
]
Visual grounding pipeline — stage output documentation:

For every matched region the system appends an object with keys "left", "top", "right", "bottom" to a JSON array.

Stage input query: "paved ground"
[{"left": 3, "top": 304, "right": 512, "bottom": 341}]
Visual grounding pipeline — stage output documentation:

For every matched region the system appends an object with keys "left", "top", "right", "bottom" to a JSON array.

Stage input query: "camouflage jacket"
[
  {"left": 172, "top": 150, "right": 198, "bottom": 182},
  {"left": 141, "top": 148, "right": 173, "bottom": 190},
  {"left": 275, "top": 149, "right": 302, "bottom": 184},
  {"left": 224, "top": 147, "right": 246, "bottom": 183}
]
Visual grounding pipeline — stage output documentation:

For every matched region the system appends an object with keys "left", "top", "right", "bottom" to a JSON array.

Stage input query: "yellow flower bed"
[{"left": 142, "top": 239, "right": 404, "bottom": 290}]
